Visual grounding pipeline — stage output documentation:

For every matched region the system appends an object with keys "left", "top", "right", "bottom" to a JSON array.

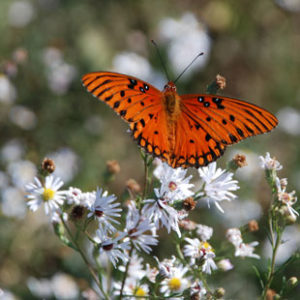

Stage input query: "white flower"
[
  {"left": 155, "top": 256, "right": 176, "bottom": 278},
  {"left": 160, "top": 264, "right": 190, "bottom": 296},
  {"left": 196, "top": 224, "right": 213, "bottom": 241},
  {"left": 235, "top": 242, "right": 260, "bottom": 259},
  {"left": 118, "top": 251, "right": 146, "bottom": 280},
  {"left": 25, "top": 176, "right": 65, "bottom": 222},
  {"left": 124, "top": 201, "right": 158, "bottom": 254},
  {"left": 183, "top": 238, "right": 217, "bottom": 274},
  {"left": 145, "top": 264, "right": 159, "bottom": 283},
  {"left": 65, "top": 187, "right": 82, "bottom": 205},
  {"left": 226, "top": 228, "right": 243, "bottom": 247},
  {"left": 95, "top": 231, "right": 130, "bottom": 267},
  {"left": 113, "top": 278, "right": 149, "bottom": 298},
  {"left": 88, "top": 188, "right": 121, "bottom": 236},
  {"left": 154, "top": 162, "right": 194, "bottom": 202},
  {"left": 190, "top": 280, "right": 207, "bottom": 298},
  {"left": 198, "top": 162, "right": 239, "bottom": 213},
  {"left": 142, "top": 188, "right": 181, "bottom": 237},
  {"left": 259, "top": 152, "right": 282, "bottom": 171},
  {"left": 51, "top": 273, "right": 79, "bottom": 300},
  {"left": 217, "top": 259, "right": 234, "bottom": 271},
  {"left": 276, "top": 177, "right": 298, "bottom": 219}
]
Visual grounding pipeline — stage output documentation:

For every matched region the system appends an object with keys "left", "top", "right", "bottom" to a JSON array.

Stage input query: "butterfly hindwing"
[
  {"left": 181, "top": 94, "right": 278, "bottom": 146},
  {"left": 82, "top": 72, "right": 162, "bottom": 123}
]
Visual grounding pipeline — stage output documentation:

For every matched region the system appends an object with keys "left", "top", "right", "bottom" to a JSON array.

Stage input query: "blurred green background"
[{"left": 0, "top": 0, "right": 299, "bottom": 299}]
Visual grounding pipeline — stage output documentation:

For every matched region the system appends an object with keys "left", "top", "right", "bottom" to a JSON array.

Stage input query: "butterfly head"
[{"left": 163, "top": 81, "right": 177, "bottom": 93}]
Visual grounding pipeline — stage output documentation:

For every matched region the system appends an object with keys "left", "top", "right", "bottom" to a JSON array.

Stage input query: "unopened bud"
[
  {"left": 126, "top": 178, "right": 141, "bottom": 193},
  {"left": 217, "top": 259, "right": 234, "bottom": 271},
  {"left": 179, "top": 219, "right": 196, "bottom": 230},
  {"left": 248, "top": 220, "right": 259, "bottom": 232},
  {"left": 266, "top": 289, "right": 276, "bottom": 300},
  {"left": 215, "top": 287, "right": 225, "bottom": 298},
  {"left": 183, "top": 197, "right": 196, "bottom": 211},
  {"left": 287, "top": 276, "right": 298, "bottom": 287},
  {"left": 41, "top": 157, "right": 55, "bottom": 174},
  {"left": 106, "top": 160, "right": 120, "bottom": 174},
  {"left": 216, "top": 74, "right": 226, "bottom": 90}
]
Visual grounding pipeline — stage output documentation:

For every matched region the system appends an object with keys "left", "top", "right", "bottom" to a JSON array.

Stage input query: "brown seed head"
[
  {"left": 41, "top": 158, "right": 55, "bottom": 173},
  {"left": 216, "top": 74, "right": 226, "bottom": 90},
  {"left": 248, "top": 220, "right": 259, "bottom": 232},
  {"left": 215, "top": 287, "right": 226, "bottom": 298},
  {"left": 106, "top": 160, "right": 120, "bottom": 174},
  {"left": 70, "top": 205, "right": 85, "bottom": 221},
  {"left": 233, "top": 154, "right": 247, "bottom": 168},
  {"left": 183, "top": 197, "right": 196, "bottom": 211}
]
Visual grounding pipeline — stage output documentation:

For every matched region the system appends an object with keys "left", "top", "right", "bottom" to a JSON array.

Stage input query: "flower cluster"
[
  {"left": 23, "top": 152, "right": 299, "bottom": 299},
  {"left": 226, "top": 228, "right": 260, "bottom": 259}
]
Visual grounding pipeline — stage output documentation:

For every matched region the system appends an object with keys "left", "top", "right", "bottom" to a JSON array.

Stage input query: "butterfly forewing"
[{"left": 82, "top": 72, "right": 162, "bottom": 123}]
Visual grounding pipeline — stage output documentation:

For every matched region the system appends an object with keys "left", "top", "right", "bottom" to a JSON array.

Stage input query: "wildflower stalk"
[
  {"left": 60, "top": 216, "right": 109, "bottom": 299},
  {"left": 120, "top": 245, "right": 134, "bottom": 299}
]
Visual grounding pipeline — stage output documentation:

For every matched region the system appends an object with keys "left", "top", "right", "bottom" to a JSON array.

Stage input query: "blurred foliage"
[{"left": 0, "top": 0, "right": 299, "bottom": 299}]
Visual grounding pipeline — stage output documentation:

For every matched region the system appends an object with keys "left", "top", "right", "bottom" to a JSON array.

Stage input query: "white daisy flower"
[
  {"left": 155, "top": 256, "right": 177, "bottom": 278},
  {"left": 276, "top": 177, "right": 298, "bottom": 219},
  {"left": 118, "top": 251, "right": 146, "bottom": 280},
  {"left": 65, "top": 187, "right": 82, "bottom": 205},
  {"left": 226, "top": 228, "right": 243, "bottom": 247},
  {"left": 198, "top": 162, "right": 239, "bottom": 213},
  {"left": 196, "top": 224, "right": 213, "bottom": 241},
  {"left": 190, "top": 280, "right": 207, "bottom": 299},
  {"left": 259, "top": 152, "right": 283, "bottom": 171},
  {"left": 113, "top": 277, "right": 149, "bottom": 299},
  {"left": 154, "top": 161, "right": 194, "bottom": 202},
  {"left": 25, "top": 176, "right": 65, "bottom": 222},
  {"left": 95, "top": 231, "right": 130, "bottom": 268},
  {"left": 124, "top": 201, "right": 158, "bottom": 254},
  {"left": 142, "top": 188, "right": 181, "bottom": 237},
  {"left": 183, "top": 238, "right": 217, "bottom": 274},
  {"left": 235, "top": 241, "right": 260, "bottom": 259},
  {"left": 160, "top": 264, "right": 190, "bottom": 296},
  {"left": 87, "top": 188, "right": 121, "bottom": 236},
  {"left": 145, "top": 264, "right": 159, "bottom": 283}
]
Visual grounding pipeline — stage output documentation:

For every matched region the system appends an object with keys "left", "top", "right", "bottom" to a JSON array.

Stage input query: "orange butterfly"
[{"left": 81, "top": 72, "right": 278, "bottom": 168}]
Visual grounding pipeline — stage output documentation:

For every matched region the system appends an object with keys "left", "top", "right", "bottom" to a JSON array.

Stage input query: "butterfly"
[{"left": 81, "top": 72, "right": 278, "bottom": 168}]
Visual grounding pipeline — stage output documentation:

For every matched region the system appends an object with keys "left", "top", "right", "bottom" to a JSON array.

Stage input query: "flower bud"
[
  {"left": 126, "top": 178, "right": 141, "bottom": 193},
  {"left": 248, "top": 220, "right": 259, "bottom": 232},
  {"left": 287, "top": 276, "right": 298, "bottom": 287},
  {"left": 106, "top": 160, "right": 120, "bottom": 174},
  {"left": 266, "top": 289, "right": 276, "bottom": 300},
  {"left": 215, "top": 287, "right": 225, "bottom": 298},
  {"left": 216, "top": 74, "right": 226, "bottom": 90}
]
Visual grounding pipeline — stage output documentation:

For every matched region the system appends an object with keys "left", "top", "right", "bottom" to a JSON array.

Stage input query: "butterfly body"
[{"left": 82, "top": 71, "right": 278, "bottom": 168}]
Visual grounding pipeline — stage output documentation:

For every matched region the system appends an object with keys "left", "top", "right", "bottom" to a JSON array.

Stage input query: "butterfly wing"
[
  {"left": 82, "top": 72, "right": 162, "bottom": 123},
  {"left": 170, "top": 94, "right": 278, "bottom": 168},
  {"left": 82, "top": 72, "right": 172, "bottom": 159}
]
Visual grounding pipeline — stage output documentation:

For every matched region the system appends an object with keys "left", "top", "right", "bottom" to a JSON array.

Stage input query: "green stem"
[
  {"left": 120, "top": 245, "right": 134, "bottom": 299},
  {"left": 261, "top": 214, "right": 282, "bottom": 299},
  {"left": 60, "top": 217, "right": 109, "bottom": 300}
]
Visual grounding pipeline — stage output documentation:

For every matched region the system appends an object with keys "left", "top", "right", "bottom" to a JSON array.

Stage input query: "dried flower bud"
[
  {"left": 106, "top": 160, "right": 120, "bottom": 174},
  {"left": 216, "top": 74, "right": 226, "bottom": 90},
  {"left": 183, "top": 197, "right": 196, "bottom": 211},
  {"left": 287, "top": 276, "right": 298, "bottom": 287},
  {"left": 70, "top": 205, "right": 86, "bottom": 221},
  {"left": 41, "top": 157, "right": 55, "bottom": 173},
  {"left": 266, "top": 289, "right": 276, "bottom": 300},
  {"left": 248, "top": 220, "right": 259, "bottom": 232},
  {"left": 234, "top": 154, "right": 247, "bottom": 168},
  {"left": 215, "top": 287, "right": 225, "bottom": 298},
  {"left": 126, "top": 178, "right": 141, "bottom": 193}
]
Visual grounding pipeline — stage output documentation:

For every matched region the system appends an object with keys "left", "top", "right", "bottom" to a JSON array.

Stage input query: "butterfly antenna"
[
  {"left": 151, "top": 40, "right": 170, "bottom": 81},
  {"left": 174, "top": 52, "right": 204, "bottom": 84}
]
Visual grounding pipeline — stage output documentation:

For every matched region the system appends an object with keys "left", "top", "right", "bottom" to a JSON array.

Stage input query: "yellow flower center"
[
  {"left": 168, "top": 277, "right": 181, "bottom": 291},
  {"left": 43, "top": 188, "right": 55, "bottom": 201},
  {"left": 134, "top": 287, "right": 146, "bottom": 296}
]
